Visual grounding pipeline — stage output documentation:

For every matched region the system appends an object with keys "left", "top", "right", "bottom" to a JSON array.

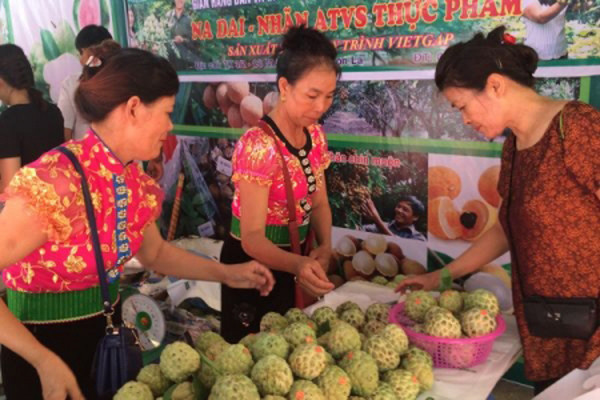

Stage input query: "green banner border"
[
  {"left": 172, "top": 124, "right": 503, "bottom": 158},
  {"left": 177, "top": 58, "right": 600, "bottom": 76}
]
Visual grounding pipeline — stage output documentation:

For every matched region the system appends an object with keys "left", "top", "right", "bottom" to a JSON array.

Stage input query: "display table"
[{"left": 305, "top": 281, "right": 523, "bottom": 400}]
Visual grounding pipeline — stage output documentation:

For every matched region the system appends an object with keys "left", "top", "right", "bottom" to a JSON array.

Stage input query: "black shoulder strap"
[{"left": 56, "top": 147, "right": 113, "bottom": 314}]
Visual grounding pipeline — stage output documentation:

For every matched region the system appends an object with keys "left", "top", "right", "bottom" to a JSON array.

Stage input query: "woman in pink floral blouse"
[
  {"left": 0, "top": 41, "right": 274, "bottom": 399},
  {"left": 221, "top": 26, "right": 338, "bottom": 343}
]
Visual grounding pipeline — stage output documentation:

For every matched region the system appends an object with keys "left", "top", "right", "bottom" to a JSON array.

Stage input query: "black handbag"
[
  {"left": 57, "top": 147, "right": 143, "bottom": 398},
  {"left": 505, "top": 113, "right": 599, "bottom": 340}
]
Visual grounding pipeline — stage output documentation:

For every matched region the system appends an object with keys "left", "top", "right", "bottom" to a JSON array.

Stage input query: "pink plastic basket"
[{"left": 389, "top": 301, "right": 506, "bottom": 369}]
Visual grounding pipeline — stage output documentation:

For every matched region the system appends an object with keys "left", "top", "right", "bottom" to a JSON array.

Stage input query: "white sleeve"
[{"left": 57, "top": 77, "right": 76, "bottom": 130}]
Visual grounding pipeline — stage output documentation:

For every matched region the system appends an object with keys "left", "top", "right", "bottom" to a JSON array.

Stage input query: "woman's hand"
[
  {"left": 295, "top": 257, "right": 335, "bottom": 297},
  {"left": 34, "top": 350, "right": 84, "bottom": 400},
  {"left": 308, "top": 245, "right": 332, "bottom": 272},
  {"left": 225, "top": 261, "right": 275, "bottom": 296},
  {"left": 395, "top": 270, "right": 441, "bottom": 293}
]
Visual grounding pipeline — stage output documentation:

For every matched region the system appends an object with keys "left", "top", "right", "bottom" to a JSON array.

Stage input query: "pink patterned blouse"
[
  {"left": 231, "top": 121, "right": 331, "bottom": 227},
  {"left": 2, "top": 132, "right": 163, "bottom": 293}
]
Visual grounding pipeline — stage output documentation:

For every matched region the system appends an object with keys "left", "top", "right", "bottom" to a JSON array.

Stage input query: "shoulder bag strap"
[
  {"left": 56, "top": 147, "right": 113, "bottom": 316},
  {"left": 258, "top": 119, "right": 303, "bottom": 255}
]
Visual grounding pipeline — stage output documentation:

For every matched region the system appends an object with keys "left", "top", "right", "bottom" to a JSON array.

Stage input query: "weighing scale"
[{"left": 122, "top": 293, "right": 166, "bottom": 351}]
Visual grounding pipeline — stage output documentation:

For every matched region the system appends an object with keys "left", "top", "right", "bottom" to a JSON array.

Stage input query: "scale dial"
[{"left": 122, "top": 294, "right": 166, "bottom": 351}]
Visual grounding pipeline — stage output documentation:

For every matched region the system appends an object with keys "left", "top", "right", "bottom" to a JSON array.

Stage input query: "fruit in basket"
[
  {"left": 383, "top": 369, "right": 420, "bottom": 400},
  {"left": 478, "top": 165, "right": 501, "bottom": 207},
  {"left": 136, "top": 364, "right": 171, "bottom": 397},
  {"left": 205, "top": 340, "right": 230, "bottom": 361},
  {"left": 251, "top": 332, "right": 290, "bottom": 360},
  {"left": 404, "top": 291, "right": 437, "bottom": 323},
  {"left": 371, "top": 383, "right": 399, "bottom": 399},
  {"left": 195, "top": 331, "right": 226, "bottom": 353},
  {"left": 328, "top": 321, "right": 362, "bottom": 358},
  {"left": 316, "top": 365, "right": 352, "bottom": 400},
  {"left": 352, "top": 250, "right": 377, "bottom": 275},
  {"left": 336, "top": 301, "right": 361, "bottom": 315},
  {"left": 197, "top": 361, "right": 218, "bottom": 389},
  {"left": 283, "top": 322, "right": 317, "bottom": 348},
  {"left": 410, "top": 364, "right": 434, "bottom": 392},
  {"left": 371, "top": 275, "right": 389, "bottom": 285},
  {"left": 375, "top": 253, "right": 400, "bottom": 277},
  {"left": 288, "top": 380, "right": 326, "bottom": 400},
  {"left": 214, "top": 343, "right": 254, "bottom": 375},
  {"left": 463, "top": 289, "right": 500, "bottom": 317},
  {"left": 380, "top": 324, "right": 409, "bottom": 355},
  {"left": 461, "top": 308, "right": 497, "bottom": 337},
  {"left": 171, "top": 381, "right": 195, "bottom": 400},
  {"left": 363, "top": 335, "right": 401, "bottom": 371},
  {"left": 285, "top": 307, "right": 310, "bottom": 324},
  {"left": 423, "top": 312, "right": 462, "bottom": 338},
  {"left": 250, "top": 355, "right": 294, "bottom": 396},
  {"left": 209, "top": 374, "right": 260, "bottom": 400},
  {"left": 439, "top": 289, "right": 464, "bottom": 313},
  {"left": 402, "top": 346, "right": 433, "bottom": 370},
  {"left": 363, "top": 320, "right": 387, "bottom": 337},
  {"left": 386, "top": 281, "right": 399, "bottom": 289},
  {"left": 340, "top": 307, "right": 366, "bottom": 330},
  {"left": 289, "top": 343, "right": 328, "bottom": 379},
  {"left": 160, "top": 342, "right": 201, "bottom": 383},
  {"left": 260, "top": 312, "right": 289, "bottom": 332},
  {"left": 339, "top": 351, "right": 380, "bottom": 396},
  {"left": 312, "top": 306, "right": 337, "bottom": 328},
  {"left": 239, "top": 332, "right": 260, "bottom": 348},
  {"left": 442, "top": 342, "right": 479, "bottom": 369},
  {"left": 423, "top": 306, "right": 453, "bottom": 324},
  {"left": 113, "top": 381, "right": 153, "bottom": 400},
  {"left": 366, "top": 303, "right": 391, "bottom": 323},
  {"left": 460, "top": 199, "right": 498, "bottom": 241},
  {"left": 428, "top": 196, "right": 462, "bottom": 240},
  {"left": 216, "top": 83, "right": 232, "bottom": 113}
]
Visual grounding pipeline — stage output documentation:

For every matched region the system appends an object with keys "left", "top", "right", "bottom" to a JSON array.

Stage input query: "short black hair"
[
  {"left": 75, "top": 25, "right": 112, "bottom": 53},
  {"left": 398, "top": 195, "right": 425, "bottom": 217}
]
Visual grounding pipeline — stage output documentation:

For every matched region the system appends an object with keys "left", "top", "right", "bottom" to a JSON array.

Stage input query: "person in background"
[
  {"left": 0, "top": 44, "right": 63, "bottom": 194},
  {"left": 398, "top": 27, "right": 600, "bottom": 395},
  {"left": 166, "top": 0, "right": 193, "bottom": 69},
  {"left": 57, "top": 24, "right": 112, "bottom": 141},
  {"left": 0, "top": 41, "right": 274, "bottom": 400},
  {"left": 362, "top": 195, "right": 426, "bottom": 241},
  {"left": 522, "top": 0, "right": 569, "bottom": 60},
  {"left": 221, "top": 25, "right": 338, "bottom": 343},
  {"left": 127, "top": 7, "right": 139, "bottom": 48}
]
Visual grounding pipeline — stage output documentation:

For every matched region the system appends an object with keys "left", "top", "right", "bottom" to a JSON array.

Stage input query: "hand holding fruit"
[
  {"left": 225, "top": 261, "right": 275, "bottom": 296},
  {"left": 308, "top": 245, "right": 332, "bottom": 272},
  {"left": 395, "top": 270, "right": 441, "bottom": 293},
  {"left": 295, "top": 257, "right": 335, "bottom": 297}
]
